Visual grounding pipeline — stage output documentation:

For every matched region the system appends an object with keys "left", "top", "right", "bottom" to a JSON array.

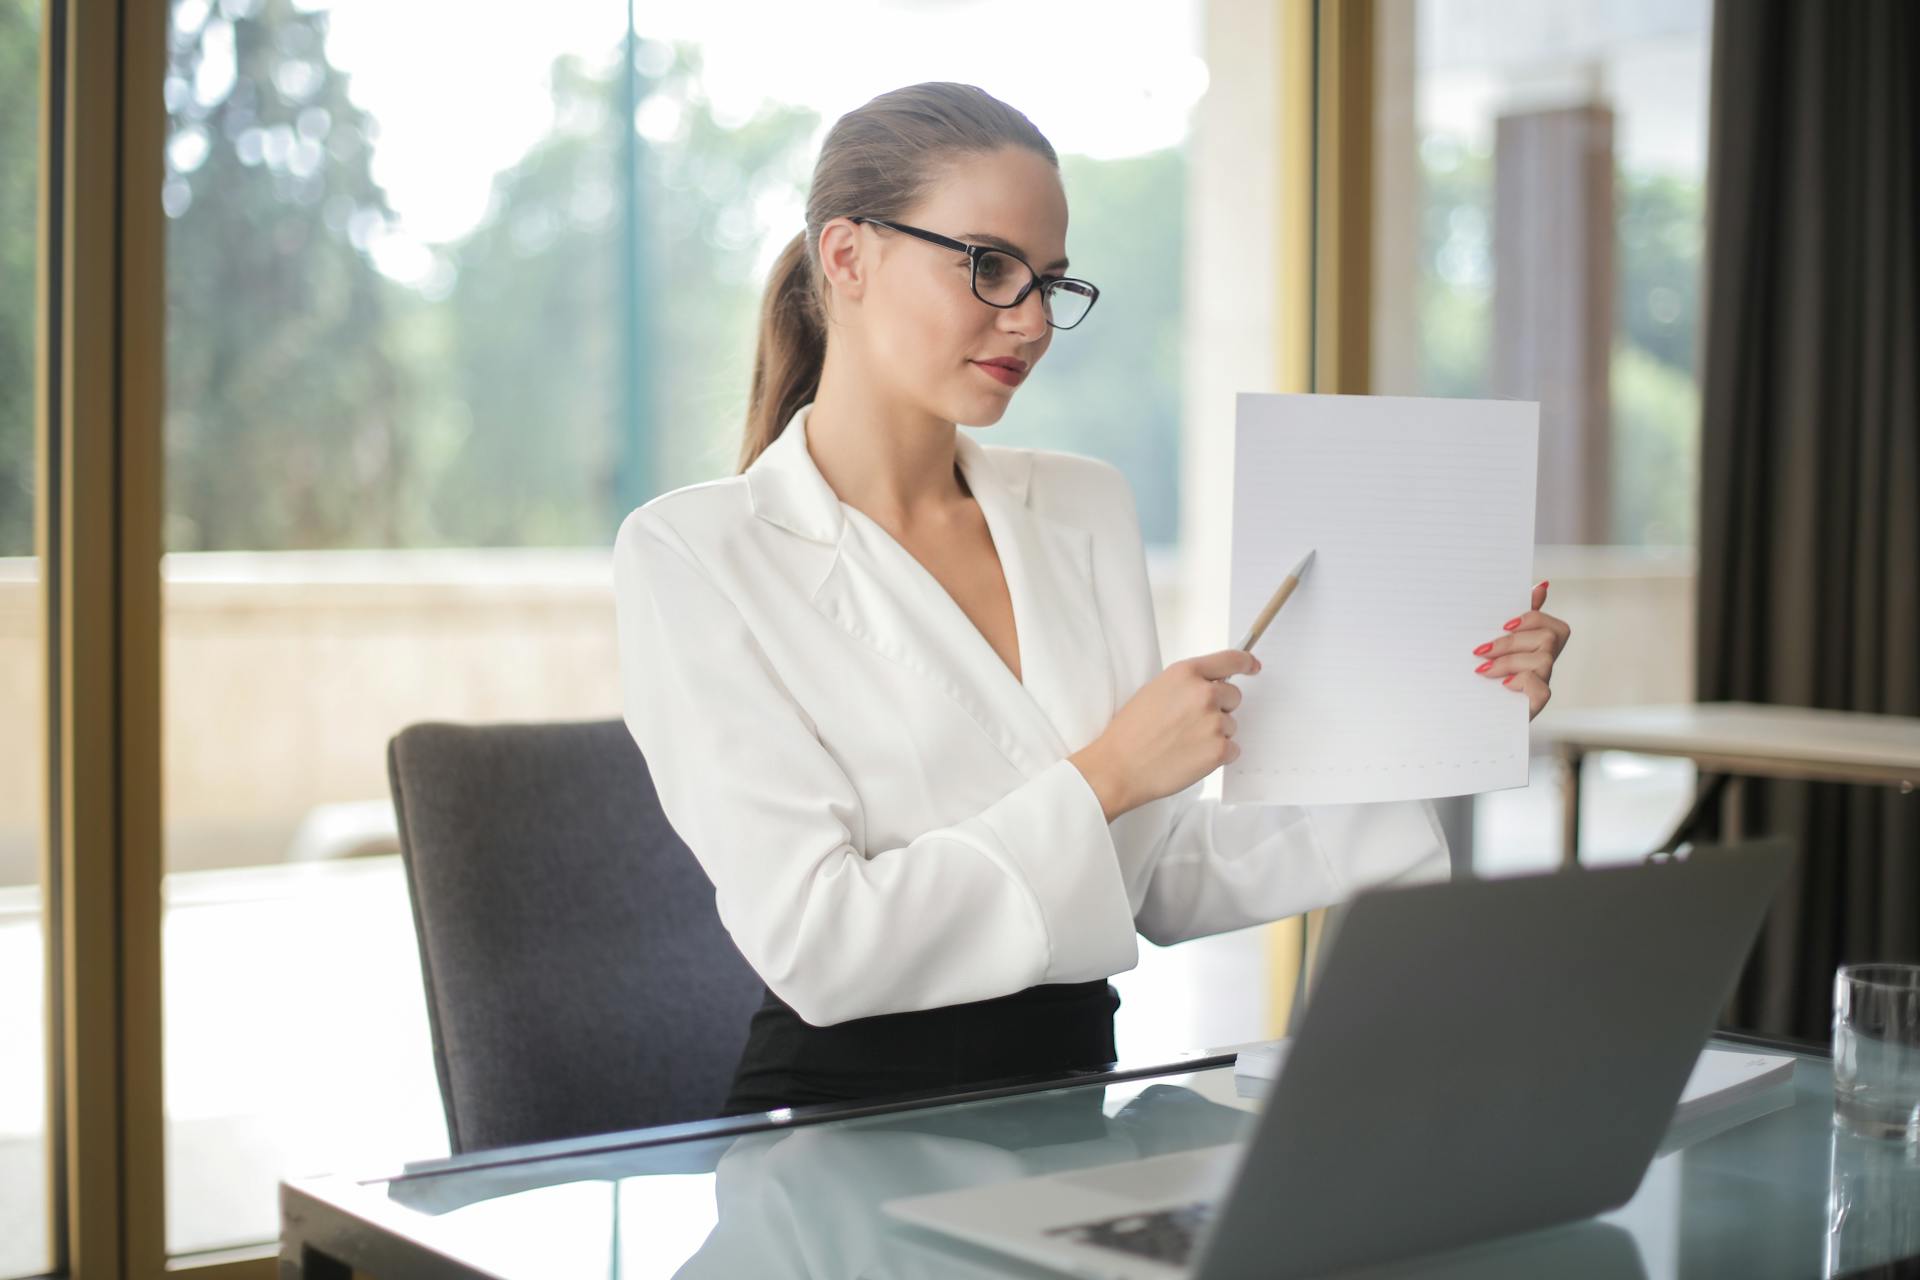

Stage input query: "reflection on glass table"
[{"left": 281, "top": 1035, "right": 1919, "bottom": 1280}]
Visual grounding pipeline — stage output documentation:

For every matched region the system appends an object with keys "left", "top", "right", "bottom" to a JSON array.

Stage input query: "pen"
[{"left": 1238, "top": 548, "right": 1316, "bottom": 653}]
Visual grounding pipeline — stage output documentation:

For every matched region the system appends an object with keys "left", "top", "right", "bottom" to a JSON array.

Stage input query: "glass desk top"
[{"left": 280, "top": 1036, "right": 1920, "bottom": 1279}]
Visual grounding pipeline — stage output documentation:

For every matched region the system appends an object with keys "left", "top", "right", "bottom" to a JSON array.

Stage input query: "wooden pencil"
[{"left": 1238, "top": 548, "right": 1316, "bottom": 652}]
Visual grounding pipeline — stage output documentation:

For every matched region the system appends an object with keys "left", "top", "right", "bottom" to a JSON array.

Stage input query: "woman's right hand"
[{"left": 1069, "top": 649, "right": 1261, "bottom": 822}]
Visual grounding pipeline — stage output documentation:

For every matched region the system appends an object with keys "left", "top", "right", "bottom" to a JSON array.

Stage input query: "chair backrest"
[{"left": 387, "top": 719, "right": 764, "bottom": 1153}]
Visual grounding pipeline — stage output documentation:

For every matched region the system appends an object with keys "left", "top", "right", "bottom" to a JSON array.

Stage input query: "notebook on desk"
[{"left": 885, "top": 840, "right": 1795, "bottom": 1280}]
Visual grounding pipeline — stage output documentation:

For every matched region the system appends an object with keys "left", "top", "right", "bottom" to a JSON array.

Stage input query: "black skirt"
[{"left": 720, "top": 978, "right": 1122, "bottom": 1116}]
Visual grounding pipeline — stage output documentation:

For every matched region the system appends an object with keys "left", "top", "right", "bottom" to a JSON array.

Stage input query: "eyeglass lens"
[{"left": 973, "top": 249, "right": 1095, "bottom": 328}]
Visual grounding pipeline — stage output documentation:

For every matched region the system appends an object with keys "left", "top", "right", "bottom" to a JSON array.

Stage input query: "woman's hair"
[{"left": 737, "top": 82, "right": 1059, "bottom": 472}]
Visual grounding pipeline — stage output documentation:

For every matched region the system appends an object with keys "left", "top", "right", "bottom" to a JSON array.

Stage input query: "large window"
[
  {"left": 1372, "top": 0, "right": 1712, "bottom": 869},
  {"left": 159, "top": 0, "right": 1204, "bottom": 1254},
  {"left": 0, "top": 0, "right": 49, "bottom": 1273}
]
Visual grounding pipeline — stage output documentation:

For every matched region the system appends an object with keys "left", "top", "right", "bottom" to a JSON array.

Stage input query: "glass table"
[{"left": 279, "top": 1033, "right": 1920, "bottom": 1279}]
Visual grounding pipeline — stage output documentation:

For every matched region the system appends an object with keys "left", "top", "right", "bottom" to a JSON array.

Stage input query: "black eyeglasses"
[{"left": 848, "top": 216, "right": 1099, "bottom": 330}]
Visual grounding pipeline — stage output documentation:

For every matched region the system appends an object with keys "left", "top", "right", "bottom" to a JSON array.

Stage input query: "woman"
[{"left": 613, "top": 82, "right": 1570, "bottom": 1116}]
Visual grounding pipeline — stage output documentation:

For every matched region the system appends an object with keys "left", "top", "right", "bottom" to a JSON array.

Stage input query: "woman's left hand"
[{"left": 1472, "top": 581, "right": 1571, "bottom": 720}]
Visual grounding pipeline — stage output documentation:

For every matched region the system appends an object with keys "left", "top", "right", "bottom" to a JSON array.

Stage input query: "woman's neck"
[{"left": 806, "top": 353, "right": 968, "bottom": 529}]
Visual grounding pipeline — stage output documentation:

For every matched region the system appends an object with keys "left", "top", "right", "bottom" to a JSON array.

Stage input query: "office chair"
[{"left": 387, "top": 719, "right": 764, "bottom": 1153}]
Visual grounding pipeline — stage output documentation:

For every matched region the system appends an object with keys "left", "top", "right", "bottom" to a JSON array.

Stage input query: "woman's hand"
[
  {"left": 1070, "top": 649, "right": 1260, "bottom": 822},
  {"left": 1472, "top": 580, "right": 1571, "bottom": 720}
]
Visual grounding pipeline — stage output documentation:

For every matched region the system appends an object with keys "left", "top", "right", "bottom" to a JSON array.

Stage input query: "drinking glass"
[{"left": 1833, "top": 963, "right": 1920, "bottom": 1142}]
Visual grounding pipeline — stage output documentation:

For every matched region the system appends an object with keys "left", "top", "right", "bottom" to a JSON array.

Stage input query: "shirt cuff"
[{"left": 971, "top": 757, "right": 1139, "bottom": 986}]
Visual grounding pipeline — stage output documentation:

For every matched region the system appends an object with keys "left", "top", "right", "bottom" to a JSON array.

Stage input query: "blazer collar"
[
  {"left": 744, "top": 402, "right": 1112, "bottom": 777},
  {"left": 745, "top": 402, "right": 1034, "bottom": 544}
]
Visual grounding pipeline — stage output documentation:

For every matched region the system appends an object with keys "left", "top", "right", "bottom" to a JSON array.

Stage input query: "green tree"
[
  {"left": 163, "top": 0, "right": 413, "bottom": 551},
  {"left": 419, "top": 43, "right": 819, "bottom": 546},
  {"left": 1617, "top": 170, "right": 1703, "bottom": 376},
  {"left": 0, "top": 0, "right": 40, "bottom": 557},
  {"left": 1613, "top": 170, "right": 1704, "bottom": 546},
  {"left": 33, "top": 0, "right": 1195, "bottom": 554},
  {"left": 1611, "top": 341, "right": 1698, "bottom": 546},
  {"left": 994, "top": 147, "right": 1186, "bottom": 547},
  {"left": 1416, "top": 138, "right": 1493, "bottom": 399}
]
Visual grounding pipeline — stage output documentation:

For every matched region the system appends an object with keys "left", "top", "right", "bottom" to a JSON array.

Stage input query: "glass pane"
[
  {"left": 0, "top": 0, "right": 50, "bottom": 1274},
  {"left": 161, "top": 0, "right": 1211, "bottom": 1253},
  {"left": 1371, "top": 0, "right": 1711, "bottom": 871}
]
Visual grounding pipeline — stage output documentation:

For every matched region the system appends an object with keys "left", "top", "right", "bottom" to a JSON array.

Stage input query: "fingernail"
[
  {"left": 1475, "top": 660, "right": 1494, "bottom": 674},
  {"left": 1539, "top": 580, "right": 1550, "bottom": 589},
  {"left": 1502, "top": 616, "right": 1522, "bottom": 631},
  {"left": 1503, "top": 675, "right": 1516, "bottom": 686},
  {"left": 1473, "top": 642, "right": 1493, "bottom": 656}
]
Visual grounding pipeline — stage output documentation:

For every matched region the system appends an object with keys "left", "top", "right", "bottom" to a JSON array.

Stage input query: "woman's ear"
[{"left": 817, "top": 216, "right": 868, "bottom": 309}]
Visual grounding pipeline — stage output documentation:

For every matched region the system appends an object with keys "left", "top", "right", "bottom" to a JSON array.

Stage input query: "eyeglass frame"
[{"left": 845, "top": 216, "right": 1100, "bottom": 330}]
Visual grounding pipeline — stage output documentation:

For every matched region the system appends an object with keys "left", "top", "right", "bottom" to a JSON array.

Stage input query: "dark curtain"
[{"left": 1697, "top": 0, "right": 1920, "bottom": 1041}]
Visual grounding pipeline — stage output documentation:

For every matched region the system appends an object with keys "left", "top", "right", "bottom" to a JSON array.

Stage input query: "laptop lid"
[{"left": 1198, "top": 838, "right": 1794, "bottom": 1280}]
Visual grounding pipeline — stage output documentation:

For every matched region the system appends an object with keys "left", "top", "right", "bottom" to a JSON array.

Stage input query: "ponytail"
[{"left": 738, "top": 230, "right": 826, "bottom": 472}]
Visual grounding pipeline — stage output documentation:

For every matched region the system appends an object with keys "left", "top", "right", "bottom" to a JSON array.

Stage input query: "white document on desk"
[{"left": 1223, "top": 393, "right": 1539, "bottom": 806}]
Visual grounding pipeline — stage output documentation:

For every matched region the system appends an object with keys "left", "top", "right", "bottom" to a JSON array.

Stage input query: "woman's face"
[{"left": 834, "top": 145, "right": 1069, "bottom": 428}]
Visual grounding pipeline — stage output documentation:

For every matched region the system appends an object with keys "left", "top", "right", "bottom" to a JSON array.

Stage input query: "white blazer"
[{"left": 613, "top": 402, "right": 1449, "bottom": 1027}]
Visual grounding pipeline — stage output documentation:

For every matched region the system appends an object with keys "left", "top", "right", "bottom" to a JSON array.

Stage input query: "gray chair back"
[{"left": 387, "top": 719, "right": 764, "bottom": 1153}]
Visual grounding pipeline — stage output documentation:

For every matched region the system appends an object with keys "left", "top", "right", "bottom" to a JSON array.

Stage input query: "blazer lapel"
[
  {"left": 955, "top": 430, "right": 1117, "bottom": 759},
  {"left": 745, "top": 404, "right": 1115, "bottom": 779}
]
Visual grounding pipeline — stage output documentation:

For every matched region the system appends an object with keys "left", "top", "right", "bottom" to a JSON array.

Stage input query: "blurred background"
[{"left": 0, "top": 0, "right": 1719, "bottom": 1267}]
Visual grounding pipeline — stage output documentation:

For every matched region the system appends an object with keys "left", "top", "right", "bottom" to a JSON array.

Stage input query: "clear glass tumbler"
[{"left": 1833, "top": 963, "right": 1920, "bottom": 1142}]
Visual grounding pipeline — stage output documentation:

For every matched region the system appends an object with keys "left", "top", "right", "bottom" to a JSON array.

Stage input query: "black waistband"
[{"left": 720, "top": 978, "right": 1121, "bottom": 1116}]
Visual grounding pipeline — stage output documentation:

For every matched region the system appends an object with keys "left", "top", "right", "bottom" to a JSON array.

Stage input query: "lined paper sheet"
[{"left": 1222, "top": 393, "right": 1539, "bottom": 805}]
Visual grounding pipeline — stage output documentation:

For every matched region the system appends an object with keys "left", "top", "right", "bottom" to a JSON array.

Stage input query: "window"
[
  {"left": 1372, "top": 0, "right": 1713, "bottom": 869},
  {"left": 0, "top": 0, "right": 51, "bottom": 1272},
  {"left": 159, "top": 0, "right": 1207, "bottom": 1253}
]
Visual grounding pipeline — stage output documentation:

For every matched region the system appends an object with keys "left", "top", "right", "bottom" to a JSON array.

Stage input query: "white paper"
[
  {"left": 1232, "top": 1040, "right": 1291, "bottom": 1091},
  {"left": 1223, "top": 393, "right": 1539, "bottom": 805},
  {"left": 1672, "top": 1049, "right": 1797, "bottom": 1126}
]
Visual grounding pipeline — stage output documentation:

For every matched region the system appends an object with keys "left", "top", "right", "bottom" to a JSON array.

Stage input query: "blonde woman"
[{"left": 614, "top": 82, "right": 1570, "bottom": 1116}]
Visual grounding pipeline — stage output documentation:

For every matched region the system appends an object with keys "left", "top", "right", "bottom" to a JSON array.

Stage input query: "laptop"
[{"left": 884, "top": 839, "right": 1792, "bottom": 1279}]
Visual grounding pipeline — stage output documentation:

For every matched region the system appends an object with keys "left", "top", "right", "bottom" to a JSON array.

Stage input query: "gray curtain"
[{"left": 1697, "top": 0, "right": 1919, "bottom": 1041}]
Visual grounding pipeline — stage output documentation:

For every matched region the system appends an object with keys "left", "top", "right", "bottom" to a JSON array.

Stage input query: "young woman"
[{"left": 613, "top": 82, "right": 1570, "bottom": 1116}]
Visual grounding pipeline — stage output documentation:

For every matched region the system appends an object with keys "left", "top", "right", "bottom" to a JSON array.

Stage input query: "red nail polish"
[
  {"left": 1476, "top": 660, "right": 1494, "bottom": 674},
  {"left": 1473, "top": 642, "right": 1493, "bottom": 656},
  {"left": 1503, "top": 616, "right": 1522, "bottom": 631},
  {"left": 1539, "top": 580, "right": 1550, "bottom": 589},
  {"left": 1503, "top": 675, "right": 1516, "bottom": 686}
]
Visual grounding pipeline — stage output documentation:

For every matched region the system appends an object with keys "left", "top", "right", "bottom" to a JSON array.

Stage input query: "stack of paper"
[{"left": 1671, "top": 1049, "right": 1797, "bottom": 1126}]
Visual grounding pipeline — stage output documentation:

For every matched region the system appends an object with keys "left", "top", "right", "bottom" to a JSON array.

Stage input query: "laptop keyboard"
[{"left": 1045, "top": 1201, "right": 1214, "bottom": 1266}]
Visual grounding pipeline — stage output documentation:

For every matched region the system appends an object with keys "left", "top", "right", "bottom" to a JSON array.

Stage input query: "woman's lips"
[{"left": 972, "top": 361, "right": 1024, "bottom": 387}]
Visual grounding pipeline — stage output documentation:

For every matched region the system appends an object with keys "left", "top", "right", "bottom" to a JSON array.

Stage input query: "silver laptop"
[{"left": 884, "top": 840, "right": 1792, "bottom": 1279}]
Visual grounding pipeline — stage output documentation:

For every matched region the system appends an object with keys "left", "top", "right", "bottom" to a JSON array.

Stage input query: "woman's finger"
[
  {"left": 1500, "top": 608, "right": 1571, "bottom": 651},
  {"left": 1477, "top": 649, "right": 1553, "bottom": 682},
  {"left": 1502, "top": 669, "right": 1552, "bottom": 719},
  {"left": 1191, "top": 649, "right": 1261, "bottom": 681},
  {"left": 1531, "top": 580, "right": 1550, "bottom": 612},
  {"left": 1472, "top": 629, "right": 1555, "bottom": 660},
  {"left": 1213, "top": 680, "right": 1244, "bottom": 712}
]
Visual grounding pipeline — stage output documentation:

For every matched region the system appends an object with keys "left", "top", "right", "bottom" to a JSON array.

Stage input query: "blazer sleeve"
[
  {"left": 1124, "top": 788, "right": 1452, "bottom": 947},
  {"left": 613, "top": 509, "right": 1140, "bottom": 1027}
]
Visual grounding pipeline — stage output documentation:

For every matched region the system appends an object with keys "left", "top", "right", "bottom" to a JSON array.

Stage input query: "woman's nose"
[{"left": 1001, "top": 286, "right": 1048, "bottom": 338}]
